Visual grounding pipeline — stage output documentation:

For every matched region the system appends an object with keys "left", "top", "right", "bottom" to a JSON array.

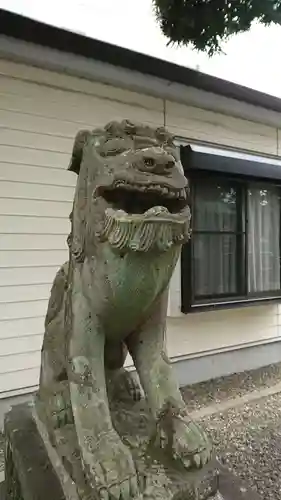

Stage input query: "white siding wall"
[
  {"left": 0, "top": 59, "right": 164, "bottom": 397},
  {"left": 0, "top": 58, "right": 280, "bottom": 397},
  {"left": 166, "top": 101, "right": 281, "bottom": 364}
]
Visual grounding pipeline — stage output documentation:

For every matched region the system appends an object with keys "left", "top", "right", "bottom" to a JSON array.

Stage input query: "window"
[
  {"left": 181, "top": 152, "right": 281, "bottom": 312},
  {"left": 192, "top": 178, "right": 242, "bottom": 299}
]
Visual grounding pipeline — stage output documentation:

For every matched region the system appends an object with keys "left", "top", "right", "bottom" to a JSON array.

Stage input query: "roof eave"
[{"left": 1, "top": 8, "right": 281, "bottom": 114}]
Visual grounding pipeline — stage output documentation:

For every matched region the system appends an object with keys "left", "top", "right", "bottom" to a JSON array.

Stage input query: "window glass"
[
  {"left": 188, "top": 177, "right": 281, "bottom": 306},
  {"left": 193, "top": 234, "right": 237, "bottom": 297},
  {"left": 194, "top": 182, "right": 238, "bottom": 232},
  {"left": 192, "top": 179, "right": 240, "bottom": 298},
  {"left": 247, "top": 186, "right": 281, "bottom": 292}
]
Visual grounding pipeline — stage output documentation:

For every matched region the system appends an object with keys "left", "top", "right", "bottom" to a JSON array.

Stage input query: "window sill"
[{"left": 182, "top": 295, "right": 281, "bottom": 314}]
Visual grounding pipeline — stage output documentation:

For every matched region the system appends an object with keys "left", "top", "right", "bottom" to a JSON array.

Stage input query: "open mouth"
[
  {"left": 97, "top": 180, "right": 191, "bottom": 252},
  {"left": 99, "top": 181, "right": 188, "bottom": 216}
]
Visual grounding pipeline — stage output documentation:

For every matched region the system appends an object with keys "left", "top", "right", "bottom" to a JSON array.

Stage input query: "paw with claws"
[
  {"left": 154, "top": 403, "right": 212, "bottom": 470},
  {"left": 170, "top": 416, "right": 212, "bottom": 469},
  {"left": 106, "top": 368, "right": 143, "bottom": 403},
  {"left": 82, "top": 429, "right": 139, "bottom": 500}
]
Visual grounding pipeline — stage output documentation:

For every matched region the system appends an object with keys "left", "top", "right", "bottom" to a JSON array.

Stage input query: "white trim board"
[{"left": 1, "top": 35, "right": 281, "bottom": 129}]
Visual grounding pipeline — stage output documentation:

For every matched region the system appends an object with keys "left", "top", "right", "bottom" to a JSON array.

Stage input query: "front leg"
[
  {"left": 126, "top": 290, "right": 212, "bottom": 470},
  {"left": 68, "top": 272, "right": 138, "bottom": 499},
  {"left": 104, "top": 340, "right": 142, "bottom": 403}
]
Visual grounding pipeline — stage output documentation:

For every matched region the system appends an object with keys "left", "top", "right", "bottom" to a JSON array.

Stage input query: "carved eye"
[{"left": 144, "top": 158, "right": 155, "bottom": 168}]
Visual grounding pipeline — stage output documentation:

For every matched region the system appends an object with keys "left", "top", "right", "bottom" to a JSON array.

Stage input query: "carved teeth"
[
  {"left": 108, "top": 181, "right": 185, "bottom": 201},
  {"left": 105, "top": 208, "right": 128, "bottom": 218},
  {"left": 168, "top": 190, "right": 176, "bottom": 198},
  {"left": 116, "top": 209, "right": 127, "bottom": 216},
  {"left": 145, "top": 206, "right": 169, "bottom": 216}
]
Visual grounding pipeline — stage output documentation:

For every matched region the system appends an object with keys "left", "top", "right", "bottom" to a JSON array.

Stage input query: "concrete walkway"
[{"left": 190, "top": 379, "right": 281, "bottom": 420}]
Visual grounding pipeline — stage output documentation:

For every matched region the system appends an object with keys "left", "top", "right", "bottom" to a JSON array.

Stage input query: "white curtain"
[
  {"left": 247, "top": 186, "right": 280, "bottom": 293},
  {"left": 193, "top": 182, "right": 237, "bottom": 297}
]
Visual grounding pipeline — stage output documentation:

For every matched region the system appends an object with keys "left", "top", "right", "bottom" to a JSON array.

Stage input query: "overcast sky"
[{"left": 1, "top": 0, "right": 281, "bottom": 97}]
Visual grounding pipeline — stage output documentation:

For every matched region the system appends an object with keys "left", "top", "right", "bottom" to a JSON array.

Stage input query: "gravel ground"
[
  {"left": 202, "top": 394, "right": 281, "bottom": 500},
  {"left": 1, "top": 362, "right": 281, "bottom": 494},
  {"left": 181, "top": 361, "right": 281, "bottom": 412}
]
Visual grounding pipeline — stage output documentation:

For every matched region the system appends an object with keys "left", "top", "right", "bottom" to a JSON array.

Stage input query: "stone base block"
[{"left": 3, "top": 403, "right": 261, "bottom": 500}]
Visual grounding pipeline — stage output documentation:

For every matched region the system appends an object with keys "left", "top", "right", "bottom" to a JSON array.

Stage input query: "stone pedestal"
[
  {"left": 4, "top": 403, "right": 64, "bottom": 500},
  {"left": 3, "top": 403, "right": 261, "bottom": 500}
]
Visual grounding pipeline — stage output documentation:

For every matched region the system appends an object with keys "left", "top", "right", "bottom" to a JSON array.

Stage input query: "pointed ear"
[{"left": 68, "top": 130, "right": 91, "bottom": 175}]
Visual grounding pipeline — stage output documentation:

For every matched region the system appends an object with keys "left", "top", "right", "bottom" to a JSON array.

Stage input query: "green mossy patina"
[{"left": 35, "top": 120, "right": 212, "bottom": 500}]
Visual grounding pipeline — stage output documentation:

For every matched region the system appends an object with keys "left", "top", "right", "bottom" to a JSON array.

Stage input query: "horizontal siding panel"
[
  {"left": 0, "top": 62, "right": 164, "bottom": 111},
  {"left": 0, "top": 350, "right": 40, "bottom": 374},
  {"left": 0, "top": 198, "right": 71, "bottom": 218},
  {"left": 0, "top": 215, "right": 70, "bottom": 234},
  {"left": 0, "top": 234, "right": 68, "bottom": 251},
  {"left": 168, "top": 260, "right": 181, "bottom": 317},
  {"left": 166, "top": 305, "right": 278, "bottom": 358},
  {"left": 0, "top": 316, "right": 45, "bottom": 338},
  {"left": 0, "top": 367, "right": 39, "bottom": 394},
  {"left": 0, "top": 128, "right": 73, "bottom": 154},
  {"left": 184, "top": 304, "right": 278, "bottom": 326},
  {"left": 0, "top": 61, "right": 163, "bottom": 397},
  {"left": 166, "top": 101, "right": 277, "bottom": 155},
  {"left": 0, "top": 181, "right": 74, "bottom": 202},
  {"left": 0, "top": 335, "right": 43, "bottom": 357},
  {"left": 167, "top": 324, "right": 279, "bottom": 360},
  {"left": 0, "top": 299, "right": 48, "bottom": 321},
  {"left": 0, "top": 94, "right": 93, "bottom": 129},
  {"left": 0, "top": 109, "right": 90, "bottom": 137},
  {"left": 0, "top": 91, "right": 163, "bottom": 130},
  {"left": 278, "top": 129, "right": 281, "bottom": 155},
  {"left": 0, "top": 284, "right": 51, "bottom": 303},
  {"left": 0, "top": 249, "right": 67, "bottom": 268},
  {"left": 0, "top": 162, "right": 76, "bottom": 187},
  {"left": 0, "top": 266, "right": 60, "bottom": 286},
  {"left": 0, "top": 145, "right": 69, "bottom": 169}
]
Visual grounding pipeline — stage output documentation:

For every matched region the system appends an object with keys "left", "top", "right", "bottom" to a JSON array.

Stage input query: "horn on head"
[{"left": 68, "top": 130, "right": 91, "bottom": 175}]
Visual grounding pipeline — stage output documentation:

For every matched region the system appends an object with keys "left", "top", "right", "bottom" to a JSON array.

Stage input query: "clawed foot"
[
  {"left": 155, "top": 404, "right": 212, "bottom": 470},
  {"left": 82, "top": 429, "right": 139, "bottom": 499},
  {"left": 121, "top": 369, "right": 143, "bottom": 402},
  {"left": 171, "top": 416, "right": 212, "bottom": 469},
  {"left": 106, "top": 368, "right": 143, "bottom": 403}
]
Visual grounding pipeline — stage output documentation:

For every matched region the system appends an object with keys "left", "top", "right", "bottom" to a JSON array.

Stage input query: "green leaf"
[{"left": 153, "top": 0, "right": 281, "bottom": 55}]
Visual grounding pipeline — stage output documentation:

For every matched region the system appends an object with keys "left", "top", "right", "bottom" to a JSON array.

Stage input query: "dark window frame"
[{"left": 180, "top": 146, "right": 281, "bottom": 314}]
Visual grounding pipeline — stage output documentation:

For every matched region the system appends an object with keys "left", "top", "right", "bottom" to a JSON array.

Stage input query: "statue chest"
[{"left": 102, "top": 247, "right": 179, "bottom": 335}]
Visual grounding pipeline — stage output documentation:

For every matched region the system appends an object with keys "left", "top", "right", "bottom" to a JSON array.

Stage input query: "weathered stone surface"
[
  {"left": 29, "top": 120, "right": 215, "bottom": 499},
  {"left": 0, "top": 482, "right": 5, "bottom": 500},
  {"left": 5, "top": 120, "right": 216, "bottom": 499},
  {"left": 3, "top": 119, "right": 263, "bottom": 500},
  {"left": 4, "top": 403, "right": 262, "bottom": 500},
  {"left": 4, "top": 403, "right": 64, "bottom": 500},
  {"left": 5, "top": 402, "right": 216, "bottom": 500}
]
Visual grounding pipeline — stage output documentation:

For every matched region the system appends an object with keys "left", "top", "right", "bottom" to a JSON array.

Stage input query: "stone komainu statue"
[{"left": 36, "top": 120, "right": 212, "bottom": 500}]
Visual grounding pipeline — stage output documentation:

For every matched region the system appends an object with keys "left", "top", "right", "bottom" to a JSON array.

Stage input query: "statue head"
[{"left": 68, "top": 119, "right": 191, "bottom": 259}]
